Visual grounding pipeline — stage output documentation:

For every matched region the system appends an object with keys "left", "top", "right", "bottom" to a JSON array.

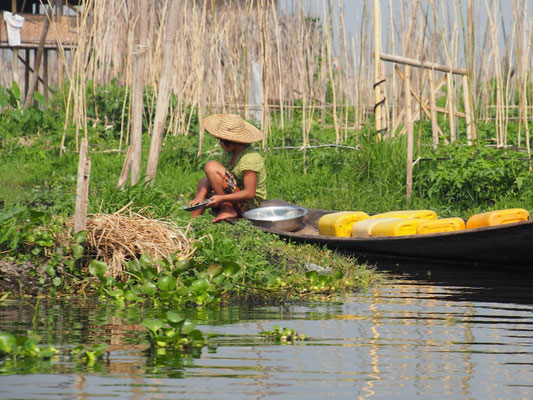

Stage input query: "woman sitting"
[{"left": 188, "top": 113, "right": 266, "bottom": 223}]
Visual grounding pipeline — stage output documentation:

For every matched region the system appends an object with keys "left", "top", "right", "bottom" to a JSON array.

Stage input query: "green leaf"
[
  {"left": 223, "top": 264, "right": 241, "bottom": 277},
  {"left": 157, "top": 275, "right": 176, "bottom": 291},
  {"left": 207, "top": 264, "right": 223, "bottom": 279},
  {"left": 89, "top": 260, "right": 107, "bottom": 276},
  {"left": 305, "top": 270, "right": 319, "bottom": 282},
  {"left": 0, "top": 332, "right": 16, "bottom": 354},
  {"left": 33, "top": 91, "right": 46, "bottom": 106},
  {"left": 166, "top": 311, "right": 183, "bottom": 323},
  {"left": 110, "top": 289, "right": 124, "bottom": 299},
  {"left": 74, "top": 230, "right": 88, "bottom": 244},
  {"left": 173, "top": 258, "right": 190, "bottom": 272},
  {"left": 188, "top": 329, "right": 204, "bottom": 341},
  {"left": 72, "top": 244, "right": 84, "bottom": 260},
  {"left": 52, "top": 277, "right": 62, "bottom": 287},
  {"left": 181, "top": 320, "right": 196, "bottom": 334},
  {"left": 10, "top": 81, "right": 21, "bottom": 102},
  {"left": 142, "top": 319, "right": 163, "bottom": 333},
  {"left": 45, "top": 264, "right": 56, "bottom": 276},
  {"left": 190, "top": 278, "right": 209, "bottom": 293},
  {"left": 139, "top": 253, "right": 154, "bottom": 268},
  {"left": 141, "top": 281, "right": 157, "bottom": 295},
  {"left": 124, "top": 290, "right": 139, "bottom": 301}
]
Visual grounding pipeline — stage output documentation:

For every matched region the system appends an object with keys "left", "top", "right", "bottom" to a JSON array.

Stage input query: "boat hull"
[{"left": 259, "top": 202, "right": 533, "bottom": 267}]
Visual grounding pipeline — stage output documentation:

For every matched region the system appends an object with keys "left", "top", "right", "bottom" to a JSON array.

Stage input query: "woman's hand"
[
  {"left": 206, "top": 194, "right": 224, "bottom": 208},
  {"left": 188, "top": 196, "right": 206, "bottom": 207}
]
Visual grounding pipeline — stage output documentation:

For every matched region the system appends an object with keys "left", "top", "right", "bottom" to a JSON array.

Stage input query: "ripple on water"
[{"left": 1, "top": 265, "right": 533, "bottom": 399}]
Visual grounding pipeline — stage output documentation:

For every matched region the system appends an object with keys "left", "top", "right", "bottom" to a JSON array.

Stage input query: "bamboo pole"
[
  {"left": 323, "top": 0, "right": 340, "bottom": 143},
  {"left": 429, "top": 68, "right": 438, "bottom": 150},
  {"left": 145, "top": 0, "right": 179, "bottom": 184},
  {"left": 389, "top": 0, "right": 397, "bottom": 134},
  {"left": 462, "top": 74, "right": 473, "bottom": 145},
  {"left": 74, "top": 137, "right": 91, "bottom": 234},
  {"left": 129, "top": 0, "right": 149, "bottom": 185},
  {"left": 380, "top": 53, "right": 467, "bottom": 75},
  {"left": 373, "top": 0, "right": 387, "bottom": 135},
  {"left": 271, "top": 3, "right": 284, "bottom": 130},
  {"left": 446, "top": 73, "right": 456, "bottom": 142},
  {"left": 519, "top": 0, "right": 531, "bottom": 162},
  {"left": 405, "top": 65, "right": 413, "bottom": 203}
]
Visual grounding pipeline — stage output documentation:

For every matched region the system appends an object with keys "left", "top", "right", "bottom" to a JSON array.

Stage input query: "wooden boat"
[{"left": 257, "top": 200, "right": 533, "bottom": 267}]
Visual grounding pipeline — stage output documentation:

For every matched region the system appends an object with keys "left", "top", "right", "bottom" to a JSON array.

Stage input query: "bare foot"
[
  {"left": 212, "top": 204, "right": 238, "bottom": 223},
  {"left": 190, "top": 208, "right": 205, "bottom": 218}
]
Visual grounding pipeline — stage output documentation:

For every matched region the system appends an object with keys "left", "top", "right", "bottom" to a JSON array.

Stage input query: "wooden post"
[
  {"left": 429, "top": 68, "right": 438, "bottom": 150},
  {"left": 388, "top": 0, "right": 397, "bottom": 135},
  {"left": 145, "top": 0, "right": 179, "bottom": 183},
  {"left": 24, "top": 7, "right": 51, "bottom": 109},
  {"left": 462, "top": 75, "right": 473, "bottom": 145},
  {"left": 128, "top": 0, "right": 150, "bottom": 186},
  {"left": 74, "top": 138, "right": 91, "bottom": 234},
  {"left": 117, "top": 146, "right": 134, "bottom": 189},
  {"left": 56, "top": 4, "right": 64, "bottom": 88},
  {"left": 43, "top": 50, "right": 49, "bottom": 101},
  {"left": 447, "top": 72, "right": 456, "bottom": 142},
  {"left": 405, "top": 65, "right": 413, "bottom": 203},
  {"left": 373, "top": 0, "right": 387, "bottom": 135},
  {"left": 11, "top": 0, "right": 19, "bottom": 85}
]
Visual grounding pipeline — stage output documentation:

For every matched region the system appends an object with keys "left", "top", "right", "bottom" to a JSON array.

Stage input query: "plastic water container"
[
  {"left": 369, "top": 210, "right": 438, "bottom": 220},
  {"left": 466, "top": 208, "right": 530, "bottom": 229},
  {"left": 369, "top": 218, "right": 431, "bottom": 237},
  {"left": 351, "top": 217, "right": 402, "bottom": 237},
  {"left": 416, "top": 218, "right": 466, "bottom": 234},
  {"left": 318, "top": 211, "right": 370, "bottom": 237}
]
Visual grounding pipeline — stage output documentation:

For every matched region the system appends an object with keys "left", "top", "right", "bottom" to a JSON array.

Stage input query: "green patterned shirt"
[{"left": 220, "top": 146, "right": 267, "bottom": 209}]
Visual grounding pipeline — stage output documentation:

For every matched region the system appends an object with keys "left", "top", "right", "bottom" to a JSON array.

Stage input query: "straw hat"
[{"left": 203, "top": 114, "right": 263, "bottom": 143}]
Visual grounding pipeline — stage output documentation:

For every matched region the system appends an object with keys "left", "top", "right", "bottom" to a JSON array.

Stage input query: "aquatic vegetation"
[
  {"left": 0, "top": 331, "right": 58, "bottom": 359},
  {"left": 260, "top": 325, "right": 309, "bottom": 344},
  {"left": 142, "top": 311, "right": 216, "bottom": 351}
]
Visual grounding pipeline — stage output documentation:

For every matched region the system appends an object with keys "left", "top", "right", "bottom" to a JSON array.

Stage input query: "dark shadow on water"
[{"left": 356, "top": 254, "right": 533, "bottom": 306}]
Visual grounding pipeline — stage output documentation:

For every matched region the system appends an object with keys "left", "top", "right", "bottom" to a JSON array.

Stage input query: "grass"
[{"left": 3, "top": 81, "right": 533, "bottom": 300}]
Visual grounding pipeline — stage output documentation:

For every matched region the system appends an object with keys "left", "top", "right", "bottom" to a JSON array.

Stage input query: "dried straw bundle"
[{"left": 84, "top": 209, "right": 197, "bottom": 278}]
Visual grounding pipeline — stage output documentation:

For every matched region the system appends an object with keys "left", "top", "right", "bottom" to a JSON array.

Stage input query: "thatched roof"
[{"left": 0, "top": 13, "right": 78, "bottom": 49}]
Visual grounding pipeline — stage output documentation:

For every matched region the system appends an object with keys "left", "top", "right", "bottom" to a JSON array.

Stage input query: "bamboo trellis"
[
  {"left": 378, "top": 53, "right": 475, "bottom": 202},
  {"left": 0, "top": 0, "right": 532, "bottom": 165}
]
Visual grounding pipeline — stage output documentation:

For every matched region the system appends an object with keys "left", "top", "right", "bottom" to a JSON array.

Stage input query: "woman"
[{"left": 188, "top": 113, "right": 267, "bottom": 223}]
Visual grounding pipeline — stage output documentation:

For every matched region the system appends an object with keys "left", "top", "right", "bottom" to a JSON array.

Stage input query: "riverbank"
[{"left": 0, "top": 210, "right": 380, "bottom": 302}]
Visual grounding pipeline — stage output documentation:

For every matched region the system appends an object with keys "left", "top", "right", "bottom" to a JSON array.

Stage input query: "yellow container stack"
[
  {"left": 318, "top": 211, "right": 370, "bottom": 237},
  {"left": 369, "top": 210, "right": 438, "bottom": 220},
  {"left": 416, "top": 218, "right": 466, "bottom": 234},
  {"left": 369, "top": 218, "right": 431, "bottom": 237},
  {"left": 466, "top": 208, "right": 530, "bottom": 229},
  {"left": 351, "top": 217, "right": 403, "bottom": 237}
]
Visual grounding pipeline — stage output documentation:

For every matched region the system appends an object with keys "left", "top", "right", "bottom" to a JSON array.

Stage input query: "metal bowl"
[{"left": 244, "top": 205, "right": 308, "bottom": 232}]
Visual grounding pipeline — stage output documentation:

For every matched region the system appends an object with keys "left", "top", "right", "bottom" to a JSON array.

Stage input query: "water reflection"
[{"left": 1, "top": 262, "right": 533, "bottom": 399}]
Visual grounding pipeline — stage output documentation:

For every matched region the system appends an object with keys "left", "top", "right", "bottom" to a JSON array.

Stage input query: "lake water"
[{"left": 1, "top": 262, "right": 532, "bottom": 399}]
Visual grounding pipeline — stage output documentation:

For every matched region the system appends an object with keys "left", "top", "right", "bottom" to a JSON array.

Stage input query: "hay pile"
[{"left": 83, "top": 209, "right": 197, "bottom": 277}]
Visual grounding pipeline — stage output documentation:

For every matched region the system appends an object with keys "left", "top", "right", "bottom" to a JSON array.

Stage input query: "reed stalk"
[{"left": 3, "top": 0, "right": 533, "bottom": 160}]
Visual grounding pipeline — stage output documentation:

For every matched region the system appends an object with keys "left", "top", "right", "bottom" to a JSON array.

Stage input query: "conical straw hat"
[{"left": 203, "top": 114, "right": 263, "bottom": 143}]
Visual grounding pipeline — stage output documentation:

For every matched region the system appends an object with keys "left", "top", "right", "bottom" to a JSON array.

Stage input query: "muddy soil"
[{"left": 0, "top": 259, "right": 51, "bottom": 296}]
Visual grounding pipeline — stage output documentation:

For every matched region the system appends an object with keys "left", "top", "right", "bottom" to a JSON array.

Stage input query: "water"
[{"left": 1, "top": 263, "right": 532, "bottom": 399}]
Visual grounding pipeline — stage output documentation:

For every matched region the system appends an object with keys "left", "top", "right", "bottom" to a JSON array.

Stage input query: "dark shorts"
[{"left": 209, "top": 171, "right": 249, "bottom": 215}]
